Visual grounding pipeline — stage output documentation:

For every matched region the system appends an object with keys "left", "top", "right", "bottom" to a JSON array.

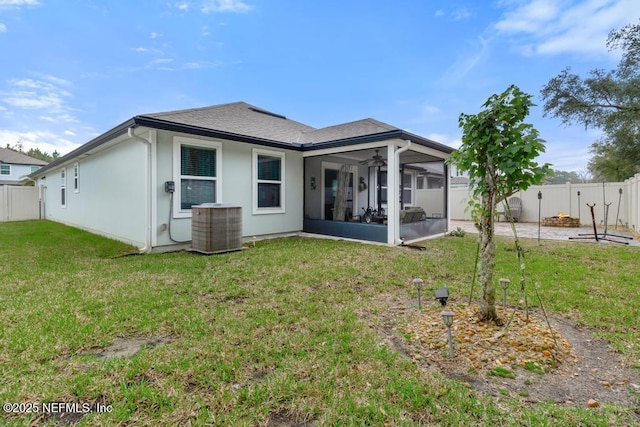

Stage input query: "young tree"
[
  {"left": 541, "top": 20, "right": 640, "bottom": 181},
  {"left": 451, "top": 85, "right": 550, "bottom": 322}
]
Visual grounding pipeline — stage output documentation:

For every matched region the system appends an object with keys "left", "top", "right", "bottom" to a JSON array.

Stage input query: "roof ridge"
[
  {"left": 303, "top": 117, "right": 398, "bottom": 135},
  {"left": 140, "top": 101, "right": 250, "bottom": 118}
]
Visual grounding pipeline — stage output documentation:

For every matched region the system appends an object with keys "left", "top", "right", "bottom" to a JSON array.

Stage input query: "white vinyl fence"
[
  {"left": 0, "top": 186, "right": 40, "bottom": 222},
  {"left": 450, "top": 173, "right": 640, "bottom": 236}
]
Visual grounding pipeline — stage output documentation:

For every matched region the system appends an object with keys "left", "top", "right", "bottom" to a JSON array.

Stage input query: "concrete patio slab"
[{"left": 450, "top": 220, "right": 640, "bottom": 247}]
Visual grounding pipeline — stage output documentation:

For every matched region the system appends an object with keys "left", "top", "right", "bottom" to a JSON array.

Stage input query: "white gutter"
[
  {"left": 393, "top": 140, "right": 412, "bottom": 245},
  {"left": 128, "top": 127, "right": 153, "bottom": 254}
]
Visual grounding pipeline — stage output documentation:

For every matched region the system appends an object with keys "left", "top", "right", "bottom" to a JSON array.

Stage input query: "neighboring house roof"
[
  {"left": 0, "top": 147, "right": 48, "bottom": 166},
  {"left": 31, "top": 102, "right": 454, "bottom": 177},
  {"left": 450, "top": 176, "right": 470, "bottom": 186}
]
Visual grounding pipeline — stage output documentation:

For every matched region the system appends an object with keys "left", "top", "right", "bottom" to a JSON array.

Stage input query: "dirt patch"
[
  {"left": 81, "top": 336, "right": 172, "bottom": 359},
  {"left": 268, "top": 409, "right": 315, "bottom": 427},
  {"left": 368, "top": 294, "right": 640, "bottom": 416}
]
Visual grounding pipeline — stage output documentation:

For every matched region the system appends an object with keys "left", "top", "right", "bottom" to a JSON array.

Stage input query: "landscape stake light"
[
  {"left": 412, "top": 278, "right": 424, "bottom": 309},
  {"left": 537, "top": 191, "right": 542, "bottom": 242},
  {"left": 577, "top": 191, "right": 581, "bottom": 222},
  {"left": 434, "top": 287, "right": 449, "bottom": 306},
  {"left": 441, "top": 310, "right": 455, "bottom": 358},
  {"left": 499, "top": 278, "right": 510, "bottom": 308}
]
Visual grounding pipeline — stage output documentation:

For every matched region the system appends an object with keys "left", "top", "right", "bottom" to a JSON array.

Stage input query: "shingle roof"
[
  {"left": 142, "top": 102, "right": 316, "bottom": 143},
  {"left": 31, "top": 101, "right": 453, "bottom": 178},
  {"left": 301, "top": 118, "right": 398, "bottom": 143},
  {"left": 0, "top": 147, "right": 48, "bottom": 165}
]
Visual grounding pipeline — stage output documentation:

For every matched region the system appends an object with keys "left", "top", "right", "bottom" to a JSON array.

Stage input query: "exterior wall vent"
[{"left": 191, "top": 204, "right": 243, "bottom": 254}]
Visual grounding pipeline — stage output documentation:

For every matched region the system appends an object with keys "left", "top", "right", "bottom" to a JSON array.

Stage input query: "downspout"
[
  {"left": 393, "top": 140, "right": 412, "bottom": 245},
  {"left": 128, "top": 127, "right": 153, "bottom": 253}
]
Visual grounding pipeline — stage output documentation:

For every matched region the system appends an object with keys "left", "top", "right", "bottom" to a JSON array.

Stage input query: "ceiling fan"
[{"left": 359, "top": 149, "right": 386, "bottom": 167}]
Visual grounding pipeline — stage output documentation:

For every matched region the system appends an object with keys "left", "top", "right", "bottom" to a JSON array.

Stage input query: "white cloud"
[
  {"left": 175, "top": 2, "right": 189, "bottom": 11},
  {"left": 156, "top": 60, "right": 221, "bottom": 71},
  {"left": 452, "top": 7, "right": 471, "bottom": 21},
  {"left": 0, "top": 0, "right": 41, "bottom": 7},
  {"left": 494, "top": 0, "right": 640, "bottom": 57},
  {"left": 420, "top": 104, "right": 441, "bottom": 115},
  {"left": 39, "top": 113, "right": 77, "bottom": 123},
  {"left": 183, "top": 62, "right": 203, "bottom": 69},
  {"left": 150, "top": 32, "right": 160, "bottom": 39},
  {"left": 2, "top": 78, "right": 72, "bottom": 112},
  {"left": 40, "top": 74, "right": 71, "bottom": 87},
  {"left": 427, "top": 133, "right": 462, "bottom": 149},
  {"left": 435, "top": 9, "right": 445, "bottom": 17},
  {"left": 494, "top": 0, "right": 560, "bottom": 33},
  {"left": 439, "top": 36, "right": 490, "bottom": 85},
  {"left": 201, "top": 0, "right": 253, "bottom": 13},
  {"left": 150, "top": 58, "right": 174, "bottom": 65},
  {"left": 0, "top": 23, "right": 6, "bottom": 32},
  {"left": 0, "top": 129, "right": 80, "bottom": 156}
]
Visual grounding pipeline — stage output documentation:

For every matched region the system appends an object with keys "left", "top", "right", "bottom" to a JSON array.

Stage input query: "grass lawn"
[{"left": 1, "top": 220, "right": 639, "bottom": 425}]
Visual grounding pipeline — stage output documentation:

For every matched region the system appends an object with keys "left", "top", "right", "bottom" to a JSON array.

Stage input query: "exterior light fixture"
[
  {"left": 434, "top": 287, "right": 449, "bottom": 306},
  {"left": 499, "top": 278, "right": 510, "bottom": 308},
  {"left": 441, "top": 310, "right": 455, "bottom": 358},
  {"left": 412, "top": 278, "right": 424, "bottom": 309}
]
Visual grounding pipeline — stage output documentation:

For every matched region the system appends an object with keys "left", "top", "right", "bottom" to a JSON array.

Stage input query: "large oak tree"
[{"left": 541, "top": 21, "right": 640, "bottom": 181}]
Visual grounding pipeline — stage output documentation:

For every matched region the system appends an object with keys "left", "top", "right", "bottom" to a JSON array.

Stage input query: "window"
[
  {"left": 31, "top": 165, "right": 41, "bottom": 173},
  {"left": 402, "top": 172, "right": 413, "bottom": 205},
  {"left": 73, "top": 162, "right": 79, "bottom": 193},
  {"left": 417, "top": 174, "right": 426, "bottom": 190},
  {"left": 172, "top": 137, "right": 221, "bottom": 217},
  {"left": 0, "top": 164, "right": 10, "bottom": 175},
  {"left": 61, "top": 168, "right": 66, "bottom": 208},
  {"left": 253, "top": 148, "right": 285, "bottom": 214},
  {"left": 379, "top": 170, "right": 387, "bottom": 204}
]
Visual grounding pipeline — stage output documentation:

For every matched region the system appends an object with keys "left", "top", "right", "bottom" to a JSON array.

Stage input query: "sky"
[{"left": 0, "top": 0, "right": 638, "bottom": 172}]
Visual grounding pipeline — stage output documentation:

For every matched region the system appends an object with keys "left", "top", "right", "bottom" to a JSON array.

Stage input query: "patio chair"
[{"left": 505, "top": 197, "right": 522, "bottom": 222}]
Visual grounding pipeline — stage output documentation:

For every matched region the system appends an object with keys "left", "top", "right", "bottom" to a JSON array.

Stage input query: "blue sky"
[{"left": 0, "top": 0, "right": 638, "bottom": 172}]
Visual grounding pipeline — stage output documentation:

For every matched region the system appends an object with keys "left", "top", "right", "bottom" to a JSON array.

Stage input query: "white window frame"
[
  {"left": 73, "top": 162, "right": 79, "bottom": 193},
  {"left": 321, "top": 161, "right": 358, "bottom": 220},
  {"left": 402, "top": 171, "right": 414, "bottom": 207},
  {"left": 61, "top": 168, "right": 67, "bottom": 208},
  {"left": 0, "top": 164, "right": 10, "bottom": 175},
  {"left": 379, "top": 169, "right": 388, "bottom": 208},
  {"left": 30, "top": 165, "right": 41, "bottom": 173},
  {"left": 253, "top": 148, "right": 285, "bottom": 215},
  {"left": 172, "top": 136, "right": 222, "bottom": 219}
]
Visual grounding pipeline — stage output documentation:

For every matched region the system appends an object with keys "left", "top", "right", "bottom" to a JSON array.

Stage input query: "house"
[
  {"left": 449, "top": 163, "right": 470, "bottom": 187},
  {"left": 30, "top": 102, "right": 454, "bottom": 252},
  {"left": 0, "top": 147, "right": 48, "bottom": 185}
]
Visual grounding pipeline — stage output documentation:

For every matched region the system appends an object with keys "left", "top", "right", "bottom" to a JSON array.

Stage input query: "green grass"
[
  {"left": 488, "top": 367, "right": 516, "bottom": 379},
  {"left": 1, "top": 220, "right": 639, "bottom": 425},
  {"left": 523, "top": 362, "right": 547, "bottom": 375}
]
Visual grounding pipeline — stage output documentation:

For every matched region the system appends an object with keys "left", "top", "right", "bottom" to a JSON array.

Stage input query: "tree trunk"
[{"left": 478, "top": 190, "right": 498, "bottom": 322}]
